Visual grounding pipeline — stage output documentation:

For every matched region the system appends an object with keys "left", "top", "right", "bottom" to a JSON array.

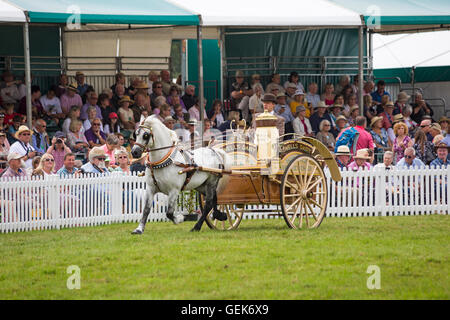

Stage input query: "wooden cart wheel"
[
  {"left": 280, "top": 154, "right": 327, "bottom": 229},
  {"left": 199, "top": 194, "right": 245, "bottom": 230}
]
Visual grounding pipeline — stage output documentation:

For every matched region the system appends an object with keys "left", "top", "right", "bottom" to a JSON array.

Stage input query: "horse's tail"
[{"left": 213, "top": 147, "right": 232, "bottom": 194}]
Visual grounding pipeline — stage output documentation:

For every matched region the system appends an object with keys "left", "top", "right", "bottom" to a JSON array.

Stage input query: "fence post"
[
  {"left": 47, "top": 175, "right": 61, "bottom": 230},
  {"left": 110, "top": 172, "right": 122, "bottom": 223}
]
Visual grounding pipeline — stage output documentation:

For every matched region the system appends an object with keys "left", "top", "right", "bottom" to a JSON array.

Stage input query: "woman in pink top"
[
  {"left": 393, "top": 122, "right": 413, "bottom": 163},
  {"left": 320, "top": 83, "right": 336, "bottom": 106}
]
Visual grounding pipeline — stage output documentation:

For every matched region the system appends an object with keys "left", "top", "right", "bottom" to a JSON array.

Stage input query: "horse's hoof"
[
  {"left": 173, "top": 215, "right": 184, "bottom": 225},
  {"left": 213, "top": 210, "right": 228, "bottom": 221},
  {"left": 131, "top": 229, "right": 143, "bottom": 235}
]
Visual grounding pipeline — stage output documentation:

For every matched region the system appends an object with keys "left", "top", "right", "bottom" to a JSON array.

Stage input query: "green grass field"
[{"left": 0, "top": 215, "right": 448, "bottom": 299}]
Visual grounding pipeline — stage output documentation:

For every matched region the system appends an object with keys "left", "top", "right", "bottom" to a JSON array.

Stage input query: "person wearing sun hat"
[
  {"left": 8, "top": 125, "right": 36, "bottom": 169},
  {"left": 394, "top": 91, "right": 410, "bottom": 115},
  {"left": 430, "top": 141, "right": 450, "bottom": 167},
  {"left": 251, "top": 93, "right": 286, "bottom": 136},
  {"left": 1, "top": 152, "right": 28, "bottom": 179},
  {"left": 438, "top": 116, "right": 449, "bottom": 136},
  {"left": 60, "top": 82, "right": 82, "bottom": 114},
  {"left": 334, "top": 145, "right": 352, "bottom": 169},
  {"left": 309, "top": 100, "right": 332, "bottom": 135},
  {"left": 80, "top": 146, "right": 108, "bottom": 174},
  {"left": 348, "top": 148, "right": 371, "bottom": 171},
  {"left": 369, "top": 116, "right": 391, "bottom": 157},
  {"left": 289, "top": 88, "right": 310, "bottom": 117}
]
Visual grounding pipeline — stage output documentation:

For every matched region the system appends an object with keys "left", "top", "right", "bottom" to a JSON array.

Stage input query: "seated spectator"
[
  {"left": 112, "top": 72, "right": 127, "bottom": 95},
  {"left": 432, "top": 134, "right": 444, "bottom": 146},
  {"left": 85, "top": 118, "right": 106, "bottom": 148},
  {"left": 172, "top": 104, "right": 190, "bottom": 130},
  {"left": 284, "top": 82, "right": 297, "bottom": 105},
  {"left": 0, "top": 131, "right": 10, "bottom": 163},
  {"left": 0, "top": 71, "right": 21, "bottom": 106},
  {"left": 342, "top": 85, "right": 353, "bottom": 105},
  {"left": 100, "top": 134, "right": 119, "bottom": 165},
  {"left": 188, "top": 98, "right": 208, "bottom": 122},
  {"left": 131, "top": 93, "right": 150, "bottom": 123},
  {"left": 363, "top": 80, "right": 374, "bottom": 97},
  {"left": 334, "top": 145, "right": 351, "bottom": 169},
  {"left": 250, "top": 73, "right": 262, "bottom": 90},
  {"left": 342, "top": 93, "right": 356, "bottom": 118},
  {"left": 394, "top": 92, "right": 410, "bottom": 115},
  {"left": 181, "top": 84, "right": 197, "bottom": 111},
  {"left": 40, "top": 85, "right": 64, "bottom": 125},
  {"left": 321, "top": 83, "right": 336, "bottom": 106},
  {"left": 114, "top": 149, "right": 131, "bottom": 173},
  {"left": 126, "top": 76, "right": 141, "bottom": 99},
  {"left": 164, "top": 116, "right": 175, "bottom": 130},
  {"left": 150, "top": 81, "right": 164, "bottom": 108},
  {"left": 9, "top": 125, "right": 36, "bottom": 169},
  {"left": 118, "top": 96, "right": 136, "bottom": 138},
  {"left": 305, "top": 82, "right": 320, "bottom": 109},
  {"left": 347, "top": 105, "right": 360, "bottom": 127},
  {"left": 309, "top": 101, "right": 332, "bottom": 135},
  {"left": 363, "top": 94, "right": 377, "bottom": 123},
  {"left": 371, "top": 80, "right": 390, "bottom": 105},
  {"left": 430, "top": 142, "right": 449, "bottom": 167},
  {"left": 147, "top": 71, "right": 159, "bottom": 95},
  {"left": 167, "top": 85, "right": 186, "bottom": 111},
  {"left": 329, "top": 103, "right": 344, "bottom": 136},
  {"left": 18, "top": 85, "right": 44, "bottom": 118},
  {"left": 83, "top": 106, "right": 103, "bottom": 132},
  {"left": 66, "top": 120, "right": 89, "bottom": 160},
  {"left": 31, "top": 153, "right": 56, "bottom": 177},
  {"left": 275, "top": 93, "right": 295, "bottom": 128},
  {"left": 97, "top": 93, "right": 115, "bottom": 124},
  {"left": 230, "top": 70, "right": 253, "bottom": 122},
  {"left": 133, "top": 81, "right": 152, "bottom": 111},
  {"left": 413, "top": 129, "right": 435, "bottom": 165},
  {"left": 0, "top": 111, "right": 7, "bottom": 133},
  {"left": 104, "top": 112, "right": 121, "bottom": 135},
  {"left": 160, "top": 70, "right": 175, "bottom": 97},
  {"left": 393, "top": 122, "right": 413, "bottom": 163},
  {"left": 438, "top": 117, "right": 449, "bottom": 136},
  {"left": 217, "top": 111, "right": 240, "bottom": 133},
  {"left": 7, "top": 115, "right": 22, "bottom": 144},
  {"left": 338, "top": 116, "right": 375, "bottom": 154},
  {"left": 370, "top": 116, "right": 391, "bottom": 157},
  {"left": 31, "top": 119, "right": 50, "bottom": 155},
  {"left": 289, "top": 89, "right": 310, "bottom": 117},
  {"left": 130, "top": 152, "right": 147, "bottom": 173},
  {"left": 55, "top": 74, "right": 68, "bottom": 98},
  {"left": 75, "top": 71, "right": 90, "bottom": 100},
  {"left": 380, "top": 101, "right": 395, "bottom": 142},
  {"left": 249, "top": 83, "right": 264, "bottom": 115},
  {"left": 81, "top": 147, "right": 108, "bottom": 174},
  {"left": 292, "top": 105, "right": 313, "bottom": 137},
  {"left": 411, "top": 92, "right": 433, "bottom": 124},
  {"left": 284, "top": 71, "right": 304, "bottom": 92},
  {"left": 402, "top": 106, "right": 417, "bottom": 136},
  {"left": 348, "top": 148, "right": 371, "bottom": 171},
  {"left": 46, "top": 131, "right": 71, "bottom": 172},
  {"left": 316, "top": 120, "right": 335, "bottom": 151},
  {"left": 373, "top": 150, "right": 394, "bottom": 170},
  {"left": 334, "top": 75, "right": 350, "bottom": 96},
  {"left": 335, "top": 115, "right": 348, "bottom": 137},
  {"left": 62, "top": 105, "right": 82, "bottom": 136},
  {"left": 111, "top": 84, "right": 126, "bottom": 111},
  {"left": 207, "top": 99, "right": 225, "bottom": 128},
  {"left": 429, "top": 123, "right": 442, "bottom": 140},
  {"left": 80, "top": 91, "right": 102, "bottom": 121},
  {"left": 396, "top": 147, "right": 425, "bottom": 169},
  {"left": 60, "top": 83, "right": 83, "bottom": 115},
  {"left": 1, "top": 152, "right": 28, "bottom": 179},
  {"left": 265, "top": 73, "right": 284, "bottom": 95},
  {"left": 57, "top": 153, "right": 79, "bottom": 177}
]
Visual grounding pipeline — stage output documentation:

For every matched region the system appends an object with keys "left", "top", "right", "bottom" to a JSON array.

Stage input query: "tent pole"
[
  {"left": 197, "top": 17, "right": 204, "bottom": 146},
  {"left": 23, "top": 21, "right": 32, "bottom": 129},
  {"left": 219, "top": 27, "right": 225, "bottom": 102},
  {"left": 358, "top": 26, "right": 364, "bottom": 114},
  {"left": 368, "top": 30, "right": 373, "bottom": 80}
]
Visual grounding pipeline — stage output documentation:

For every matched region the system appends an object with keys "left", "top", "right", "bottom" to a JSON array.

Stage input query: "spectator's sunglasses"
[
  {"left": 405, "top": 155, "right": 414, "bottom": 159},
  {"left": 92, "top": 123, "right": 101, "bottom": 126},
  {"left": 96, "top": 157, "right": 106, "bottom": 161},
  {"left": 44, "top": 158, "right": 54, "bottom": 162},
  {"left": 420, "top": 125, "right": 430, "bottom": 128}
]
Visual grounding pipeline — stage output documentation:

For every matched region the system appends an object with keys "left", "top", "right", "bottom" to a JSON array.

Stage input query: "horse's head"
[{"left": 131, "top": 115, "right": 178, "bottom": 159}]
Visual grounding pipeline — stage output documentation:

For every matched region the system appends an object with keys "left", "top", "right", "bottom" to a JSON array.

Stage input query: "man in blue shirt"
[
  {"left": 430, "top": 142, "right": 449, "bottom": 167},
  {"left": 31, "top": 119, "right": 50, "bottom": 155},
  {"left": 57, "top": 153, "right": 79, "bottom": 177},
  {"left": 396, "top": 147, "right": 425, "bottom": 169},
  {"left": 371, "top": 80, "right": 391, "bottom": 105}
]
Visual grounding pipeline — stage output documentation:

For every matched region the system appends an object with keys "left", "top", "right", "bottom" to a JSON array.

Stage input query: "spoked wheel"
[
  {"left": 280, "top": 154, "right": 328, "bottom": 229},
  {"left": 199, "top": 195, "right": 245, "bottom": 230}
]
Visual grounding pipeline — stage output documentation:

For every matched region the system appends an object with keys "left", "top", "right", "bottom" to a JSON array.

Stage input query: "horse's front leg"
[
  {"left": 166, "top": 189, "right": 184, "bottom": 225},
  {"left": 131, "top": 187, "right": 154, "bottom": 235},
  {"left": 191, "top": 181, "right": 217, "bottom": 232}
]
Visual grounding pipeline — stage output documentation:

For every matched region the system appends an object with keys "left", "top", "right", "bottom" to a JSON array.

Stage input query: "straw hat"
[
  {"left": 397, "top": 91, "right": 410, "bottom": 102},
  {"left": 188, "top": 118, "right": 198, "bottom": 125},
  {"left": 293, "top": 89, "right": 304, "bottom": 97},
  {"left": 119, "top": 95, "right": 134, "bottom": 104},
  {"left": 315, "top": 101, "right": 327, "bottom": 109},
  {"left": 370, "top": 116, "right": 383, "bottom": 128},
  {"left": 384, "top": 101, "right": 395, "bottom": 108},
  {"left": 88, "top": 146, "right": 106, "bottom": 163},
  {"left": 66, "top": 83, "right": 79, "bottom": 93},
  {"left": 75, "top": 71, "right": 84, "bottom": 77},
  {"left": 350, "top": 105, "right": 359, "bottom": 113},
  {"left": 276, "top": 92, "right": 287, "bottom": 99},
  {"left": 296, "top": 105, "right": 306, "bottom": 113},
  {"left": 336, "top": 115, "right": 347, "bottom": 123},
  {"left": 393, "top": 114, "right": 404, "bottom": 124},
  {"left": 14, "top": 125, "right": 33, "bottom": 139},
  {"left": 164, "top": 116, "right": 175, "bottom": 123},
  {"left": 430, "top": 123, "right": 442, "bottom": 132},
  {"left": 330, "top": 103, "right": 344, "bottom": 110},
  {"left": 134, "top": 81, "right": 149, "bottom": 89},
  {"left": 434, "top": 141, "right": 450, "bottom": 151},
  {"left": 335, "top": 145, "right": 351, "bottom": 156},
  {"left": 438, "top": 116, "right": 449, "bottom": 124},
  {"left": 353, "top": 148, "right": 370, "bottom": 160},
  {"left": 7, "top": 152, "right": 23, "bottom": 162}
]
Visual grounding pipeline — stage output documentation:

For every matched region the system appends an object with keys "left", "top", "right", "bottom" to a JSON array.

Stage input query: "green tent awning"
[{"left": 8, "top": 0, "right": 199, "bottom": 25}]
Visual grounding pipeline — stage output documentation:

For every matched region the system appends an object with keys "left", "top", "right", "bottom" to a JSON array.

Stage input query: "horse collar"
[{"left": 146, "top": 145, "right": 176, "bottom": 169}]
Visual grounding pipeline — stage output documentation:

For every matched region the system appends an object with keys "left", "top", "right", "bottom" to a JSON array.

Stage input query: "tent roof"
[
  {"left": 5, "top": 0, "right": 199, "bottom": 25},
  {"left": 330, "top": 0, "right": 450, "bottom": 32},
  {"left": 0, "top": 0, "right": 26, "bottom": 22},
  {"left": 171, "top": 0, "right": 362, "bottom": 26}
]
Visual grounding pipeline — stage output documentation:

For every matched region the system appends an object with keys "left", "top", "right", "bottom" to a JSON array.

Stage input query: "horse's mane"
[{"left": 144, "top": 115, "right": 178, "bottom": 145}]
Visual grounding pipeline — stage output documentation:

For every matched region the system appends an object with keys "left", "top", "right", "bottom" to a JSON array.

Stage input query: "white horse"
[{"left": 130, "top": 115, "right": 232, "bottom": 233}]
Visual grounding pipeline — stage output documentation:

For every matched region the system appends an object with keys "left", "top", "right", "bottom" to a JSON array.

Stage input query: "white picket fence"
[{"left": 1, "top": 167, "right": 449, "bottom": 233}]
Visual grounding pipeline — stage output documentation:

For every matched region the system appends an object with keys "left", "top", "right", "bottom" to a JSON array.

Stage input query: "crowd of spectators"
[{"left": 0, "top": 69, "right": 449, "bottom": 181}]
